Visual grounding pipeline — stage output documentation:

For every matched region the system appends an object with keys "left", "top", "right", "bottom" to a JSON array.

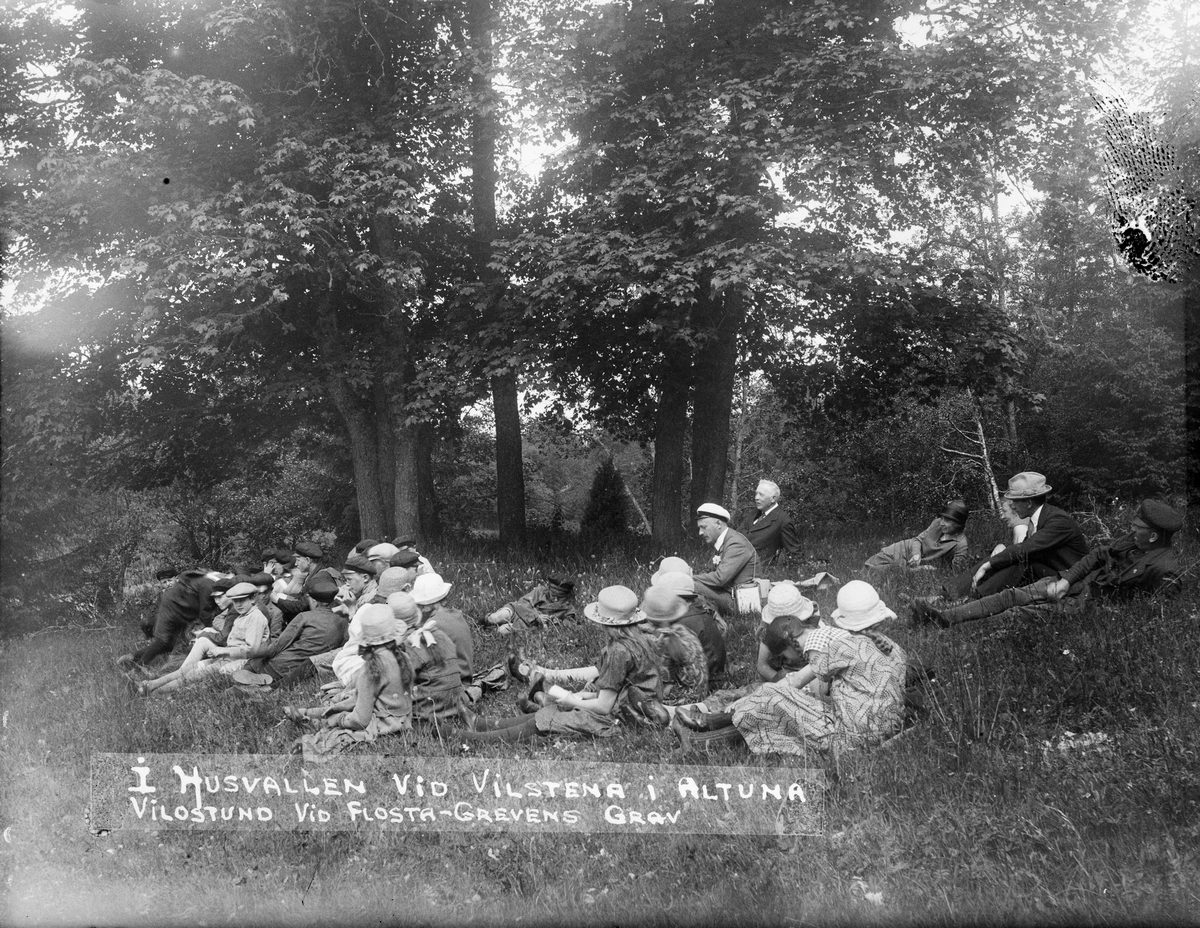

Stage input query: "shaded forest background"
[{"left": 1, "top": 0, "right": 1196, "bottom": 624}]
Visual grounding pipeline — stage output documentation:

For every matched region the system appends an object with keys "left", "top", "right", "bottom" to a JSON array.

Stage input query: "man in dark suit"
[
  {"left": 693, "top": 503, "right": 758, "bottom": 619},
  {"left": 965, "top": 472, "right": 1088, "bottom": 597},
  {"left": 733, "top": 479, "right": 802, "bottom": 567},
  {"left": 914, "top": 498, "right": 1182, "bottom": 628}
]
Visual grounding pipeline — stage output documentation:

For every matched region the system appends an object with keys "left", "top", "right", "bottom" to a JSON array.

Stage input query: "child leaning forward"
[{"left": 461, "top": 586, "right": 660, "bottom": 743}]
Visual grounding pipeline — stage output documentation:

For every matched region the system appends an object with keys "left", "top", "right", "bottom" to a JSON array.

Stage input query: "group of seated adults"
[{"left": 115, "top": 470, "right": 1184, "bottom": 760}]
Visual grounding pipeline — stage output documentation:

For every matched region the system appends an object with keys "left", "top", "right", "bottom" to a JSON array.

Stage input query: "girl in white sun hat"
[{"left": 676, "top": 580, "right": 907, "bottom": 757}]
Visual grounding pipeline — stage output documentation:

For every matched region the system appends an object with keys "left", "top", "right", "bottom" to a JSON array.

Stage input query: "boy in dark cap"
[
  {"left": 391, "top": 537, "right": 434, "bottom": 575},
  {"left": 865, "top": 501, "right": 971, "bottom": 573},
  {"left": 914, "top": 499, "right": 1184, "bottom": 628},
  {"left": 233, "top": 572, "right": 349, "bottom": 690},
  {"left": 272, "top": 541, "right": 324, "bottom": 624}
]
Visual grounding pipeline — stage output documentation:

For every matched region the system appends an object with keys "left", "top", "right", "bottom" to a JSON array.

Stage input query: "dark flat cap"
[
  {"left": 249, "top": 572, "right": 274, "bottom": 588},
  {"left": 390, "top": 549, "right": 421, "bottom": 568},
  {"left": 155, "top": 567, "right": 178, "bottom": 581},
  {"left": 547, "top": 577, "right": 576, "bottom": 596},
  {"left": 211, "top": 576, "right": 236, "bottom": 594},
  {"left": 940, "top": 500, "right": 969, "bottom": 525},
  {"left": 344, "top": 553, "right": 375, "bottom": 576},
  {"left": 294, "top": 541, "right": 324, "bottom": 559},
  {"left": 354, "top": 538, "right": 381, "bottom": 554},
  {"left": 1138, "top": 499, "right": 1182, "bottom": 535},
  {"left": 391, "top": 537, "right": 417, "bottom": 549},
  {"left": 304, "top": 571, "right": 341, "bottom": 603}
]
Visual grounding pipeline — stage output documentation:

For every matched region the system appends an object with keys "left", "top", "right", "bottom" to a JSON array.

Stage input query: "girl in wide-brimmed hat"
[
  {"left": 461, "top": 586, "right": 661, "bottom": 742},
  {"left": 284, "top": 603, "right": 417, "bottom": 760},
  {"left": 676, "top": 580, "right": 907, "bottom": 757}
]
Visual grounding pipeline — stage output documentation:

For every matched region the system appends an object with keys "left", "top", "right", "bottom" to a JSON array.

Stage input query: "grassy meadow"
[{"left": 2, "top": 521, "right": 1198, "bottom": 926}]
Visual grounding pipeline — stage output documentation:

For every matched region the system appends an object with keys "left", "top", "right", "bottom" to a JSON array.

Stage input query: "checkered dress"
[{"left": 730, "top": 626, "right": 906, "bottom": 758}]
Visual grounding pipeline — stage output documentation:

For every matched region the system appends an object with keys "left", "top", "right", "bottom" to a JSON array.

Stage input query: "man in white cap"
[{"left": 693, "top": 503, "right": 757, "bottom": 618}]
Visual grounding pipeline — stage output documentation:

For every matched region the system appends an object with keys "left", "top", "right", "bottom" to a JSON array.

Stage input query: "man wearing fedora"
[
  {"left": 914, "top": 499, "right": 1184, "bottom": 628},
  {"left": 693, "top": 503, "right": 758, "bottom": 619},
  {"left": 962, "top": 472, "right": 1088, "bottom": 598},
  {"left": 864, "top": 500, "right": 972, "bottom": 573},
  {"left": 733, "top": 480, "right": 803, "bottom": 567}
]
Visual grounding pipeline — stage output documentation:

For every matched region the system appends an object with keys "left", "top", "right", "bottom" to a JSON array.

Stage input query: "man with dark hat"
[
  {"left": 913, "top": 499, "right": 1182, "bottom": 628},
  {"left": 272, "top": 541, "right": 325, "bottom": 623},
  {"left": 232, "top": 571, "right": 349, "bottom": 690},
  {"left": 865, "top": 500, "right": 971, "bottom": 573},
  {"left": 693, "top": 503, "right": 757, "bottom": 619}
]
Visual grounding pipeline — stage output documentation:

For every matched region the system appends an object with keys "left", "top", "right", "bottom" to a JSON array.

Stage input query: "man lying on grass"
[{"left": 912, "top": 499, "right": 1184, "bottom": 629}]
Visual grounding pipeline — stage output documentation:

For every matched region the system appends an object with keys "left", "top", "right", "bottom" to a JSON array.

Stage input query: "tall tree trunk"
[
  {"left": 374, "top": 378, "right": 397, "bottom": 531},
  {"left": 690, "top": 287, "right": 746, "bottom": 511},
  {"left": 414, "top": 422, "right": 440, "bottom": 542},
  {"left": 651, "top": 336, "right": 692, "bottom": 547},
  {"left": 392, "top": 413, "right": 421, "bottom": 543},
  {"left": 326, "top": 373, "right": 388, "bottom": 540},
  {"left": 468, "top": 0, "right": 526, "bottom": 546},
  {"left": 314, "top": 292, "right": 389, "bottom": 540}
]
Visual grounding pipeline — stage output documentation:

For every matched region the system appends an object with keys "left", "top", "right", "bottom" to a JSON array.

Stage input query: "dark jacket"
[
  {"left": 987, "top": 504, "right": 1089, "bottom": 575},
  {"left": 150, "top": 570, "right": 217, "bottom": 648},
  {"left": 1059, "top": 534, "right": 1182, "bottom": 597},
  {"left": 733, "top": 506, "right": 802, "bottom": 565}
]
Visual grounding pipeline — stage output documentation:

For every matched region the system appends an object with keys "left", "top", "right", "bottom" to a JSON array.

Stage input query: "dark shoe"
[
  {"left": 626, "top": 688, "right": 670, "bottom": 727},
  {"left": 910, "top": 601, "right": 948, "bottom": 628},
  {"left": 458, "top": 703, "right": 481, "bottom": 732},
  {"left": 675, "top": 705, "right": 709, "bottom": 731},
  {"left": 507, "top": 651, "right": 533, "bottom": 683},
  {"left": 517, "top": 671, "right": 546, "bottom": 713}
]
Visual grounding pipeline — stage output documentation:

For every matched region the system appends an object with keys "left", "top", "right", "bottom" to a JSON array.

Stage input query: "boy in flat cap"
[
  {"left": 914, "top": 499, "right": 1184, "bottom": 628},
  {"left": 233, "top": 572, "right": 349, "bottom": 690}
]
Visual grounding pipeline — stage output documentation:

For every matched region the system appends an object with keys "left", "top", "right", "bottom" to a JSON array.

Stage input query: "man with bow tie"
[{"left": 732, "top": 479, "right": 803, "bottom": 567}]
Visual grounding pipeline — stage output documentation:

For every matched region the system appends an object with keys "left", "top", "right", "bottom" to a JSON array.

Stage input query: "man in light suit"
[
  {"left": 963, "top": 472, "right": 1088, "bottom": 597},
  {"left": 693, "top": 503, "right": 758, "bottom": 619},
  {"left": 733, "top": 479, "right": 802, "bottom": 567}
]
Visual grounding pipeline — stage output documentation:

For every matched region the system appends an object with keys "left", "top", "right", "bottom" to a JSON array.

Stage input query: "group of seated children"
[{"left": 120, "top": 529, "right": 919, "bottom": 762}]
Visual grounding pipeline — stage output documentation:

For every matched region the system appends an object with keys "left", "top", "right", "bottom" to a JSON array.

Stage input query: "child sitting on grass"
[
  {"left": 283, "top": 603, "right": 416, "bottom": 760},
  {"left": 136, "top": 582, "right": 269, "bottom": 697},
  {"left": 461, "top": 585, "right": 660, "bottom": 743},
  {"left": 675, "top": 580, "right": 907, "bottom": 757}
]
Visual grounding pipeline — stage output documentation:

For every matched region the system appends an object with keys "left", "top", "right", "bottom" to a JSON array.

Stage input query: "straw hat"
[
  {"left": 652, "top": 571, "right": 696, "bottom": 598},
  {"left": 385, "top": 592, "right": 419, "bottom": 627},
  {"left": 1003, "top": 472, "right": 1052, "bottom": 499},
  {"left": 760, "top": 580, "right": 816, "bottom": 625},
  {"left": 357, "top": 604, "right": 403, "bottom": 647},
  {"left": 376, "top": 566, "right": 413, "bottom": 598},
  {"left": 584, "top": 586, "right": 641, "bottom": 626},
  {"left": 830, "top": 580, "right": 896, "bottom": 631},
  {"left": 651, "top": 557, "right": 692, "bottom": 585},
  {"left": 638, "top": 586, "right": 688, "bottom": 624},
  {"left": 411, "top": 573, "right": 452, "bottom": 606}
]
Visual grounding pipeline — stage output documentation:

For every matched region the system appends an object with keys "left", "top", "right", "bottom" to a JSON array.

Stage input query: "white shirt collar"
[
  {"left": 1030, "top": 505, "right": 1045, "bottom": 530},
  {"left": 759, "top": 503, "right": 778, "bottom": 518},
  {"left": 714, "top": 528, "right": 729, "bottom": 550}
]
